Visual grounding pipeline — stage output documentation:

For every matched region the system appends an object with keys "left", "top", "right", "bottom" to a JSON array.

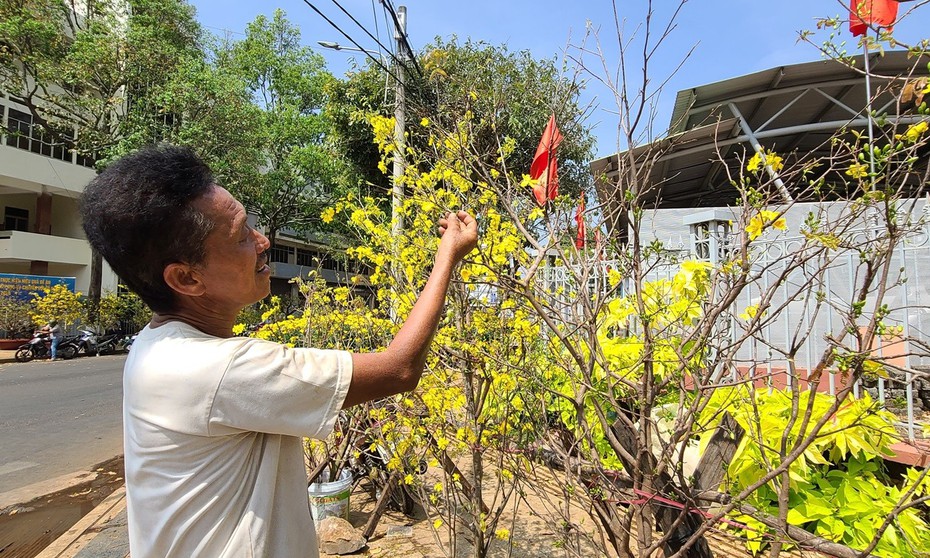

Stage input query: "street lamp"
[{"left": 317, "top": 41, "right": 370, "bottom": 54}]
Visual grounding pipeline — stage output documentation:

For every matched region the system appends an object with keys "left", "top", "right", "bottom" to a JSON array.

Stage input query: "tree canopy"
[
  {"left": 216, "top": 9, "right": 347, "bottom": 246},
  {"left": 326, "top": 37, "right": 596, "bottom": 203}
]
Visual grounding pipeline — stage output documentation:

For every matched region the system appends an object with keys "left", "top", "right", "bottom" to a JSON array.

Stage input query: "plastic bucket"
[{"left": 308, "top": 468, "right": 352, "bottom": 524}]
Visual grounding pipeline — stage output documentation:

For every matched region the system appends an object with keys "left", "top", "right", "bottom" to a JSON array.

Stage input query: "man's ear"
[{"left": 163, "top": 263, "right": 205, "bottom": 297}]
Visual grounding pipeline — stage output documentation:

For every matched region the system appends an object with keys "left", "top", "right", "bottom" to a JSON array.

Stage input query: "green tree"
[
  {"left": 0, "top": 293, "right": 34, "bottom": 339},
  {"left": 0, "top": 0, "right": 207, "bottom": 311},
  {"left": 0, "top": 0, "right": 203, "bottom": 165},
  {"left": 326, "top": 37, "right": 596, "bottom": 201},
  {"left": 217, "top": 9, "right": 347, "bottom": 247},
  {"left": 97, "top": 290, "right": 152, "bottom": 334}
]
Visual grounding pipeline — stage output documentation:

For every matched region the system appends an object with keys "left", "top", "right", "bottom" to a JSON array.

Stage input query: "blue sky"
[{"left": 188, "top": 1, "right": 925, "bottom": 158}]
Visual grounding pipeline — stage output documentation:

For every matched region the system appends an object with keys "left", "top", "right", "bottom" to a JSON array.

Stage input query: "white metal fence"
[{"left": 541, "top": 218, "right": 930, "bottom": 442}]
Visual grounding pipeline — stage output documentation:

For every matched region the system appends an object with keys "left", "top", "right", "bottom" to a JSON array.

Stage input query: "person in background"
[
  {"left": 41, "top": 320, "right": 61, "bottom": 360},
  {"left": 79, "top": 144, "right": 478, "bottom": 558}
]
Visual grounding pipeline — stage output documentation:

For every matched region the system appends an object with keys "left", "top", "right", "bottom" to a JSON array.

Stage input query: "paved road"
[{"left": 0, "top": 354, "right": 125, "bottom": 496}]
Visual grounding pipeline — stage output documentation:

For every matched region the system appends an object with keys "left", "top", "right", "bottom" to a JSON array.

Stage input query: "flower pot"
[
  {"left": 0, "top": 339, "right": 29, "bottom": 350},
  {"left": 308, "top": 468, "right": 352, "bottom": 525}
]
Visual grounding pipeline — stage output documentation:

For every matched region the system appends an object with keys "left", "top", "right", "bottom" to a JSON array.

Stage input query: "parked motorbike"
[
  {"left": 94, "top": 331, "right": 138, "bottom": 355},
  {"left": 123, "top": 331, "right": 139, "bottom": 352},
  {"left": 15, "top": 331, "right": 78, "bottom": 362},
  {"left": 75, "top": 329, "right": 99, "bottom": 356},
  {"left": 58, "top": 335, "right": 81, "bottom": 359}
]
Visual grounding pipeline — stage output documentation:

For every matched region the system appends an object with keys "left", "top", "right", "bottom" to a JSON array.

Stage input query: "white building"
[{"left": 0, "top": 91, "right": 120, "bottom": 294}]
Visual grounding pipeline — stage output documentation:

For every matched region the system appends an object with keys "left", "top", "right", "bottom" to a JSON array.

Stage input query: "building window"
[
  {"left": 3, "top": 207, "right": 28, "bottom": 232},
  {"left": 4, "top": 107, "right": 93, "bottom": 166},
  {"left": 296, "top": 248, "right": 317, "bottom": 267},
  {"left": 269, "top": 245, "right": 292, "bottom": 264}
]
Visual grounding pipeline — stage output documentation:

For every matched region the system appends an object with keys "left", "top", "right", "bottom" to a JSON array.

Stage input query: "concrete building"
[{"left": 0, "top": 91, "right": 119, "bottom": 295}]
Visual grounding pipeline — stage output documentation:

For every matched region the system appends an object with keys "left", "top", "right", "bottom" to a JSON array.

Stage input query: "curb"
[
  {"left": 0, "top": 469, "right": 100, "bottom": 512},
  {"left": 35, "top": 484, "right": 127, "bottom": 558}
]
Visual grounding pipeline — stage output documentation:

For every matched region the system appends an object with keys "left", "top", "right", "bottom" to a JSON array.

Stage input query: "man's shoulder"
[{"left": 133, "top": 322, "right": 274, "bottom": 367}]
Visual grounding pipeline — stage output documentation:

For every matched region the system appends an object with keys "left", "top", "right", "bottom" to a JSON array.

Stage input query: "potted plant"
[{"left": 0, "top": 294, "right": 34, "bottom": 349}]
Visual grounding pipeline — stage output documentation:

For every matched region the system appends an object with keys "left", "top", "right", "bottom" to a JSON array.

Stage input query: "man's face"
[{"left": 191, "top": 185, "right": 272, "bottom": 312}]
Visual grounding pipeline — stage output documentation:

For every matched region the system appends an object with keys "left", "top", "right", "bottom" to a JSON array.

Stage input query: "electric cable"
[
  {"left": 299, "top": 0, "right": 402, "bottom": 84},
  {"left": 329, "top": 0, "right": 405, "bottom": 69},
  {"left": 380, "top": 0, "right": 424, "bottom": 78}
]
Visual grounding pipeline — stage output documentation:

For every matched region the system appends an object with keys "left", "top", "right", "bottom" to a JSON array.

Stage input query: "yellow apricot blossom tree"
[{"left": 257, "top": 2, "right": 930, "bottom": 557}]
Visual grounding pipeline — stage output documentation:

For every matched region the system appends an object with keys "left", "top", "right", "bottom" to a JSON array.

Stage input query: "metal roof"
[{"left": 591, "top": 50, "right": 930, "bottom": 210}]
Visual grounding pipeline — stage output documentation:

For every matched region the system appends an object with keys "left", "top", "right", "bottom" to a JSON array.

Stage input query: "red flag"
[
  {"left": 529, "top": 114, "right": 564, "bottom": 206},
  {"left": 575, "top": 195, "right": 586, "bottom": 249},
  {"left": 849, "top": 0, "right": 898, "bottom": 37}
]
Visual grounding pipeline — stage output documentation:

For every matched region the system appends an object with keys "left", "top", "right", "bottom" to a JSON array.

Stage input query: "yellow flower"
[
  {"left": 895, "top": 121, "right": 928, "bottom": 143},
  {"left": 745, "top": 218, "right": 763, "bottom": 240},
  {"left": 420, "top": 117, "right": 430, "bottom": 127},
  {"left": 739, "top": 304, "right": 758, "bottom": 321},
  {"left": 404, "top": 474, "right": 414, "bottom": 485},
  {"left": 746, "top": 149, "right": 783, "bottom": 173},
  {"left": 231, "top": 323, "right": 246, "bottom": 335},
  {"left": 321, "top": 206, "right": 336, "bottom": 224},
  {"left": 433, "top": 519, "right": 444, "bottom": 529},
  {"left": 746, "top": 210, "right": 786, "bottom": 240},
  {"left": 495, "top": 528, "right": 510, "bottom": 541},
  {"left": 845, "top": 163, "right": 868, "bottom": 179}
]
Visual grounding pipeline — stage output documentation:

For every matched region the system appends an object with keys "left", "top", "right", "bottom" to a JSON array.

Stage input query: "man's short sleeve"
[{"left": 207, "top": 339, "right": 352, "bottom": 439}]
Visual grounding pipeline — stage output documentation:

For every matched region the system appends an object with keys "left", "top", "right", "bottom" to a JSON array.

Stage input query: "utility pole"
[
  {"left": 391, "top": 6, "right": 406, "bottom": 243},
  {"left": 318, "top": 4, "right": 408, "bottom": 303}
]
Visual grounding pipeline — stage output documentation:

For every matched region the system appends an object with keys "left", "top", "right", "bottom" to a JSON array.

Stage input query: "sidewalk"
[
  {"left": 36, "top": 486, "right": 128, "bottom": 558},
  {"left": 31, "top": 482, "right": 439, "bottom": 558}
]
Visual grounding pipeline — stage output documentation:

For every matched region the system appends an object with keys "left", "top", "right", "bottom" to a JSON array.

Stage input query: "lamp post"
[{"left": 319, "top": 6, "right": 408, "bottom": 314}]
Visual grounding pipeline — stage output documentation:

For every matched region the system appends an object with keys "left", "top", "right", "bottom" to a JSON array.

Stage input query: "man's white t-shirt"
[{"left": 123, "top": 321, "right": 352, "bottom": 558}]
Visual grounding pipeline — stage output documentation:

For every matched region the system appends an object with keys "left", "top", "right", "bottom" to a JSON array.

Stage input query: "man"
[
  {"left": 79, "top": 144, "right": 478, "bottom": 558},
  {"left": 40, "top": 320, "right": 61, "bottom": 360}
]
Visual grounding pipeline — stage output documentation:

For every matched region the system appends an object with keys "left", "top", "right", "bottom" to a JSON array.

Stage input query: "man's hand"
[{"left": 437, "top": 211, "right": 478, "bottom": 264}]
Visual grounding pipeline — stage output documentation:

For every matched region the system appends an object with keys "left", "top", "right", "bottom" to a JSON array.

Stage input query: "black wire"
[
  {"left": 380, "top": 0, "right": 424, "bottom": 79},
  {"left": 329, "top": 0, "right": 405, "bottom": 70},
  {"left": 381, "top": 0, "right": 422, "bottom": 78},
  {"left": 300, "top": 0, "right": 402, "bottom": 84}
]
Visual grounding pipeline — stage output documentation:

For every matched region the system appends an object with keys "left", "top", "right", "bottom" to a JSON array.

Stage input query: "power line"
[
  {"left": 329, "top": 0, "right": 405, "bottom": 70},
  {"left": 380, "top": 0, "right": 424, "bottom": 79},
  {"left": 299, "top": 0, "right": 402, "bottom": 84}
]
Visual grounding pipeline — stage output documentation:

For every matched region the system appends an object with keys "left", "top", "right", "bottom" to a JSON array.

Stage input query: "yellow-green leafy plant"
[
  {"left": 700, "top": 387, "right": 930, "bottom": 557},
  {"left": 30, "top": 284, "right": 85, "bottom": 329},
  {"left": 96, "top": 290, "right": 151, "bottom": 333}
]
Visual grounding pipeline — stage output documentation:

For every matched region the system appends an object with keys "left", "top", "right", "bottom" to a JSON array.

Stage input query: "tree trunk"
[
  {"left": 88, "top": 249, "right": 102, "bottom": 325},
  {"left": 611, "top": 419, "right": 715, "bottom": 558}
]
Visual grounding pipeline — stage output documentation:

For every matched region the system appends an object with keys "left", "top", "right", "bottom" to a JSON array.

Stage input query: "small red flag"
[
  {"left": 529, "top": 114, "right": 564, "bottom": 206},
  {"left": 574, "top": 196, "right": 586, "bottom": 249},
  {"left": 849, "top": 0, "right": 898, "bottom": 37}
]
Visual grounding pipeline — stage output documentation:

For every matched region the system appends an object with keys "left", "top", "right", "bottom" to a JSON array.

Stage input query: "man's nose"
[{"left": 255, "top": 229, "right": 271, "bottom": 252}]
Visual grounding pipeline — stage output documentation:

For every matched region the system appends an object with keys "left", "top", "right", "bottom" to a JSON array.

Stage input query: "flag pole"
[{"left": 862, "top": 29, "right": 877, "bottom": 190}]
